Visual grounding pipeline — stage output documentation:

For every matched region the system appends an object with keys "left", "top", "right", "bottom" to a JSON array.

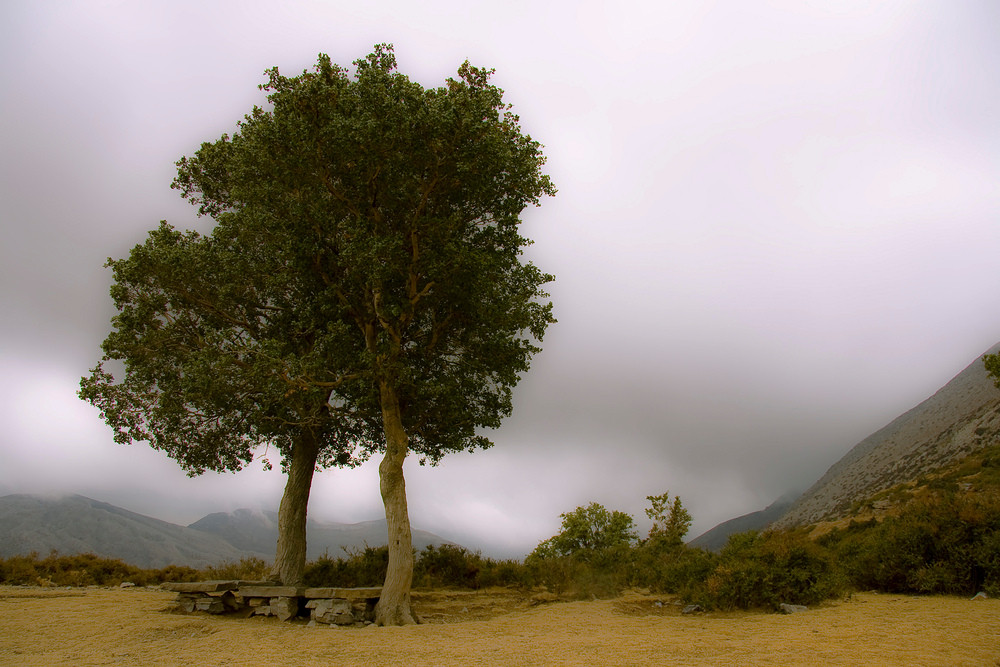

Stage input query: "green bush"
[
  {"left": 477, "top": 558, "right": 529, "bottom": 589},
  {"left": 203, "top": 556, "right": 271, "bottom": 581},
  {"left": 684, "top": 531, "right": 844, "bottom": 611},
  {"left": 825, "top": 489, "right": 1000, "bottom": 595},
  {"left": 414, "top": 544, "right": 482, "bottom": 589},
  {"left": 631, "top": 545, "right": 718, "bottom": 597},
  {"left": 303, "top": 545, "right": 389, "bottom": 588}
]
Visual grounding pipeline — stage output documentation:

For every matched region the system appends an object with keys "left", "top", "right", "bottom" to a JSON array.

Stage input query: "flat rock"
[
  {"left": 303, "top": 587, "right": 382, "bottom": 599},
  {"left": 238, "top": 585, "right": 304, "bottom": 598},
  {"left": 163, "top": 581, "right": 240, "bottom": 593}
]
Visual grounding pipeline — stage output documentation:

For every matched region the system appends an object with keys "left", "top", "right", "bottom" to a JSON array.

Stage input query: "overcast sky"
[{"left": 2, "top": 1, "right": 999, "bottom": 558}]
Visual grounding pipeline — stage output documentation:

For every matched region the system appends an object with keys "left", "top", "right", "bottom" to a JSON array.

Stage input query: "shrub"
[
  {"left": 303, "top": 545, "right": 389, "bottom": 588},
  {"left": 414, "top": 544, "right": 482, "bottom": 589},
  {"left": 684, "top": 531, "right": 845, "bottom": 611},
  {"left": 826, "top": 489, "right": 1000, "bottom": 595},
  {"left": 201, "top": 556, "right": 271, "bottom": 581}
]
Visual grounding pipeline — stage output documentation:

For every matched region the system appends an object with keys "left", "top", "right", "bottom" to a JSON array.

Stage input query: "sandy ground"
[{"left": 1, "top": 586, "right": 998, "bottom": 666}]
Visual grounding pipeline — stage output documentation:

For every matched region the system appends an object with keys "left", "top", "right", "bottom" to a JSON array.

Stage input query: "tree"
[
  {"left": 644, "top": 492, "right": 692, "bottom": 551},
  {"left": 163, "top": 45, "right": 555, "bottom": 624},
  {"left": 80, "top": 223, "right": 380, "bottom": 586},
  {"left": 531, "top": 503, "right": 638, "bottom": 560}
]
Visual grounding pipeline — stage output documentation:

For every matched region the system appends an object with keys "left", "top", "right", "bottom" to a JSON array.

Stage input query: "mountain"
[
  {"left": 687, "top": 492, "right": 798, "bottom": 552},
  {"left": 772, "top": 342, "right": 1000, "bottom": 529},
  {"left": 187, "top": 509, "right": 453, "bottom": 560},
  {"left": 0, "top": 494, "right": 246, "bottom": 568},
  {"left": 0, "top": 494, "right": 455, "bottom": 568}
]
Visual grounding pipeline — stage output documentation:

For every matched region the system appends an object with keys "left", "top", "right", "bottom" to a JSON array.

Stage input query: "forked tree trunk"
[
  {"left": 270, "top": 430, "right": 320, "bottom": 585},
  {"left": 373, "top": 379, "right": 418, "bottom": 625}
]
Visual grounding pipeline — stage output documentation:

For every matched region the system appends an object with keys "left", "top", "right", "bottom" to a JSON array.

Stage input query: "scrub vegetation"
[{"left": 4, "top": 446, "right": 998, "bottom": 611}]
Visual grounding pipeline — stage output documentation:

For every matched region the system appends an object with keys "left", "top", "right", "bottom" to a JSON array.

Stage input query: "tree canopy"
[
  {"left": 644, "top": 492, "right": 692, "bottom": 551},
  {"left": 531, "top": 503, "right": 639, "bottom": 560},
  {"left": 85, "top": 45, "right": 555, "bottom": 624},
  {"left": 79, "top": 222, "right": 379, "bottom": 585}
]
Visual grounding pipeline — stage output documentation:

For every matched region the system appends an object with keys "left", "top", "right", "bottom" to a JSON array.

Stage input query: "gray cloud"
[{"left": 2, "top": 0, "right": 999, "bottom": 558}]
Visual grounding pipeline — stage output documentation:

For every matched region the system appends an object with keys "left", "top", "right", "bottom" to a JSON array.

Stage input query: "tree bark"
[
  {"left": 270, "top": 429, "right": 320, "bottom": 585},
  {"left": 373, "top": 379, "right": 419, "bottom": 625}
]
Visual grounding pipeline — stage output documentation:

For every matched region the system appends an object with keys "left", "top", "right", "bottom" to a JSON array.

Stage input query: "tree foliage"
[
  {"left": 531, "top": 503, "right": 638, "bottom": 560},
  {"left": 79, "top": 224, "right": 372, "bottom": 475},
  {"left": 644, "top": 492, "right": 692, "bottom": 550},
  {"left": 170, "top": 45, "right": 554, "bottom": 461}
]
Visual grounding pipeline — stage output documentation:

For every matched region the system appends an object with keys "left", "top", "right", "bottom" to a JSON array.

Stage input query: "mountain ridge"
[
  {"left": 0, "top": 494, "right": 454, "bottom": 568},
  {"left": 687, "top": 491, "right": 798, "bottom": 551}
]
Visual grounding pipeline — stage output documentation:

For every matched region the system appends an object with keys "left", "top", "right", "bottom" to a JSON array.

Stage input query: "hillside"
[
  {"left": 0, "top": 494, "right": 246, "bottom": 568},
  {"left": 687, "top": 492, "right": 797, "bottom": 551},
  {"left": 802, "top": 439, "right": 1000, "bottom": 538},
  {"left": 773, "top": 342, "right": 1000, "bottom": 528},
  {"left": 0, "top": 495, "right": 454, "bottom": 568}
]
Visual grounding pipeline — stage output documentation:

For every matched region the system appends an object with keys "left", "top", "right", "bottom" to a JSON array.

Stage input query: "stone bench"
[{"left": 163, "top": 581, "right": 382, "bottom": 625}]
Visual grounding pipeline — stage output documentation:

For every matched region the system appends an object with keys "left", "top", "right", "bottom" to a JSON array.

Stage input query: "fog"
[{"left": 2, "top": 1, "right": 999, "bottom": 557}]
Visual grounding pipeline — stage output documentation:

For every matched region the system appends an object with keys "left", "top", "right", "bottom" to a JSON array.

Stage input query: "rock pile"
[{"left": 162, "top": 581, "right": 381, "bottom": 626}]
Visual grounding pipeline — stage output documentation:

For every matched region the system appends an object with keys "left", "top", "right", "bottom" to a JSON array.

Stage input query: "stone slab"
[
  {"left": 302, "top": 587, "right": 382, "bottom": 600},
  {"left": 238, "top": 585, "right": 304, "bottom": 598},
  {"left": 163, "top": 581, "right": 239, "bottom": 593}
]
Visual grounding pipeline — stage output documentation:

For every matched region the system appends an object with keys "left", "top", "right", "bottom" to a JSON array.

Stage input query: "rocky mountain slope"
[
  {"left": 0, "top": 494, "right": 246, "bottom": 568},
  {"left": 772, "top": 342, "right": 1000, "bottom": 529},
  {"left": 0, "top": 494, "right": 453, "bottom": 568}
]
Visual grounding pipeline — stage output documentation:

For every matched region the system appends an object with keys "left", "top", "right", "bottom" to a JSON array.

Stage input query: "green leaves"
[
  {"left": 645, "top": 492, "right": 693, "bottom": 551},
  {"left": 532, "top": 503, "right": 638, "bottom": 560},
  {"left": 84, "top": 43, "right": 554, "bottom": 474}
]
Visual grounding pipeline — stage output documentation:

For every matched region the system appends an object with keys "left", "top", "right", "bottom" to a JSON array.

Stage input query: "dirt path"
[{"left": 1, "top": 587, "right": 997, "bottom": 666}]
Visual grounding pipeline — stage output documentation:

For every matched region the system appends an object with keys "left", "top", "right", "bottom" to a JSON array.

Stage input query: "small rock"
[
  {"left": 271, "top": 596, "right": 299, "bottom": 622},
  {"left": 779, "top": 603, "right": 808, "bottom": 614},
  {"left": 194, "top": 597, "right": 225, "bottom": 614},
  {"left": 175, "top": 597, "right": 197, "bottom": 613},
  {"left": 119, "top": 582, "right": 135, "bottom": 588},
  {"left": 971, "top": 591, "right": 988, "bottom": 601},
  {"left": 681, "top": 604, "right": 702, "bottom": 614},
  {"left": 653, "top": 601, "right": 663, "bottom": 608},
  {"left": 313, "top": 599, "right": 354, "bottom": 625},
  {"left": 530, "top": 592, "right": 559, "bottom": 605}
]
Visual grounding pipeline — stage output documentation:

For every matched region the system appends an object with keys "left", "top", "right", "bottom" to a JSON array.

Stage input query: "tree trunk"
[
  {"left": 373, "top": 379, "right": 418, "bottom": 625},
  {"left": 270, "top": 429, "right": 320, "bottom": 585}
]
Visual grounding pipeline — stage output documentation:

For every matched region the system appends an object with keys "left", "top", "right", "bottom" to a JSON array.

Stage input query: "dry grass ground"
[{"left": 1, "top": 586, "right": 998, "bottom": 666}]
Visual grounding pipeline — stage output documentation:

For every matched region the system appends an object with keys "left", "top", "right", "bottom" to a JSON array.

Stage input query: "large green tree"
[
  {"left": 80, "top": 222, "right": 379, "bottom": 586},
  {"left": 121, "top": 45, "right": 554, "bottom": 625}
]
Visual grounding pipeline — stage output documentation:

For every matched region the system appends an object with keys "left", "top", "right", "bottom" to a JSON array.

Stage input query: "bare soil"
[{"left": 1, "top": 586, "right": 998, "bottom": 666}]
